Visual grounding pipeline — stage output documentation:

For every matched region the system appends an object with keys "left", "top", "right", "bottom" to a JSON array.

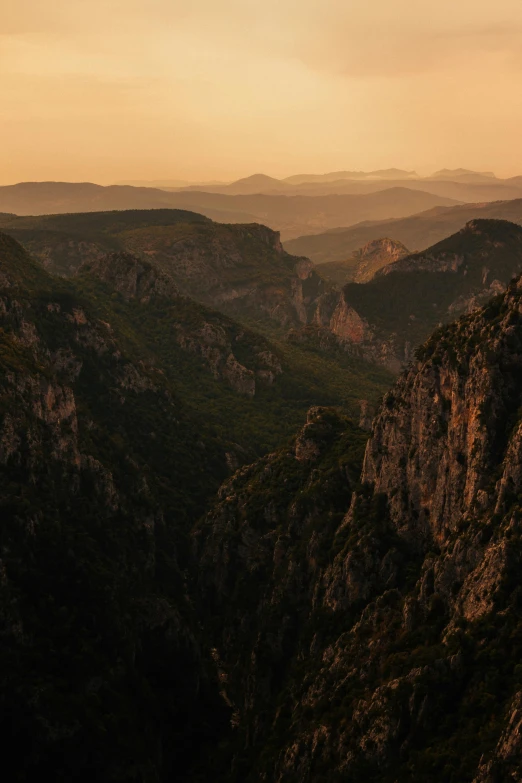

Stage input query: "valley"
[
  {"left": 3, "top": 189, "right": 522, "bottom": 783},
  {"left": 6, "top": 0, "right": 522, "bottom": 779}
]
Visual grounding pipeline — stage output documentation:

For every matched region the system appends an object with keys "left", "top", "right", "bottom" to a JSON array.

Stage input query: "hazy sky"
[{"left": 2, "top": 0, "right": 522, "bottom": 184}]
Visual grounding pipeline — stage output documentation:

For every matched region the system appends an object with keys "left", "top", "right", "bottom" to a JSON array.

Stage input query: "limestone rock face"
[
  {"left": 10, "top": 214, "right": 522, "bottom": 378},
  {"left": 362, "top": 277, "right": 522, "bottom": 544},
  {"left": 10, "top": 215, "right": 331, "bottom": 330},
  {"left": 80, "top": 251, "right": 179, "bottom": 301},
  {"left": 80, "top": 250, "right": 285, "bottom": 396},
  {"left": 473, "top": 692, "right": 522, "bottom": 782},
  {"left": 328, "top": 296, "right": 369, "bottom": 343},
  {"left": 335, "top": 219, "right": 522, "bottom": 371},
  {"left": 196, "top": 273, "right": 522, "bottom": 782},
  {"left": 310, "top": 288, "right": 404, "bottom": 371},
  {"left": 294, "top": 406, "right": 336, "bottom": 461},
  {"left": 353, "top": 237, "right": 410, "bottom": 283}
]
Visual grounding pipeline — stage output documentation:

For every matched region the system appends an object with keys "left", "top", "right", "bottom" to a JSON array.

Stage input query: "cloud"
[
  {"left": 280, "top": 1, "right": 522, "bottom": 78},
  {"left": 5, "top": 1, "right": 521, "bottom": 80}
]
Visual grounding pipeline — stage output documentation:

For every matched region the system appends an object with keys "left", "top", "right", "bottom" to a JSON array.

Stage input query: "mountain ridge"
[
  {"left": 335, "top": 218, "right": 522, "bottom": 368},
  {"left": 196, "top": 267, "right": 522, "bottom": 781},
  {"left": 284, "top": 198, "right": 522, "bottom": 264},
  {"left": 318, "top": 238, "right": 410, "bottom": 286},
  {"left": 0, "top": 182, "right": 461, "bottom": 240}
]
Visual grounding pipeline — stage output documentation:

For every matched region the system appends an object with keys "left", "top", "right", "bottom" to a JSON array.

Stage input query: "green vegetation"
[
  {"left": 0, "top": 210, "right": 393, "bottom": 454},
  {"left": 195, "top": 266, "right": 522, "bottom": 782},
  {"left": 69, "top": 273, "right": 391, "bottom": 456},
  {"left": 312, "top": 256, "right": 360, "bottom": 286},
  {"left": 0, "top": 227, "right": 393, "bottom": 780},
  {"left": 343, "top": 219, "right": 522, "bottom": 351},
  {"left": 0, "top": 235, "right": 235, "bottom": 781}
]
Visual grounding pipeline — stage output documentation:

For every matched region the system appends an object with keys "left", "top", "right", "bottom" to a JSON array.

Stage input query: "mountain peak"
[
  {"left": 431, "top": 168, "right": 497, "bottom": 182},
  {"left": 234, "top": 173, "right": 281, "bottom": 184}
]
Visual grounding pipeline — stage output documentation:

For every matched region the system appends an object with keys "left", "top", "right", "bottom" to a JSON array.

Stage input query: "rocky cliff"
[
  {"left": 1, "top": 211, "right": 329, "bottom": 329},
  {"left": 4, "top": 207, "right": 522, "bottom": 781},
  {"left": 197, "top": 270, "right": 522, "bottom": 781},
  {"left": 79, "top": 250, "right": 285, "bottom": 397},
  {"left": 318, "top": 238, "right": 410, "bottom": 287},
  {"left": 289, "top": 221, "right": 522, "bottom": 373},
  {"left": 334, "top": 218, "right": 522, "bottom": 369},
  {"left": 0, "top": 228, "right": 395, "bottom": 780}
]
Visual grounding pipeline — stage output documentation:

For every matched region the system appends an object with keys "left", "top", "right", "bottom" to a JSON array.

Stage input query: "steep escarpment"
[
  {"left": 337, "top": 219, "right": 522, "bottom": 368},
  {"left": 198, "top": 274, "right": 522, "bottom": 782},
  {"left": 74, "top": 247, "right": 391, "bottom": 438},
  {"left": 0, "top": 231, "right": 394, "bottom": 779},
  {"left": 0, "top": 232, "right": 232, "bottom": 780},
  {"left": 0, "top": 209, "right": 414, "bottom": 371},
  {"left": 0, "top": 231, "right": 378, "bottom": 779},
  {"left": 292, "top": 221, "right": 522, "bottom": 372},
  {"left": 195, "top": 407, "right": 369, "bottom": 777},
  {"left": 78, "top": 250, "right": 286, "bottom": 398},
  {"left": 0, "top": 211, "right": 395, "bottom": 414},
  {"left": 318, "top": 238, "right": 410, "bottom": 287},
  {"left": 1, "top": 210, "right": 327, "bottom": 329}
]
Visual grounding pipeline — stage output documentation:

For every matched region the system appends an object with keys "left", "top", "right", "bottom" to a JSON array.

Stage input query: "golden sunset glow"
[{"left": 2, "top": 0, "right": 522, "bottom": 183}]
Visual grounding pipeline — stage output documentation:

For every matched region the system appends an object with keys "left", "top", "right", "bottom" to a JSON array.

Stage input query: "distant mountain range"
[
  {"left": 283, "top": 168, "right": 419, "bottom": 184},
  {"left": 429, "top": 167, "right": 497, "bottom": 182},
  {"left": 116, "top": 178, "right": 227, "bottom": 188},
  {"left": 152, "top": 169, "right": 522, "bottom": 207},
  {"left": 113, "top": 168, "right": 508, "bottom": 191},
  {"left": 5, "top": 172, "right": 522, "bottom": 248},
  {"left": 284, "top": 198, "right": 522, "bottom": 264},
  {"left": 0, "top": 181, "right": 460, "bottom": 240}
]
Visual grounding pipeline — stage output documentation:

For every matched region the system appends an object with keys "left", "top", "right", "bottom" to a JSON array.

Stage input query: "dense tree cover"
[{"left": 0, "top": 230, "right": 391, "bottom": 780}]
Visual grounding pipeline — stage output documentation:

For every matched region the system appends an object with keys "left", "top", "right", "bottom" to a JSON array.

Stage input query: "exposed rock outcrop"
[
  {"left": 353, "top": 237, "right": 411, "bottom": 282},
  {"left": 196, "top": 271, "right": 522, "bottom": 782},
  {"left": 80, "top": 251, "right": 179, "bottom": 301}
]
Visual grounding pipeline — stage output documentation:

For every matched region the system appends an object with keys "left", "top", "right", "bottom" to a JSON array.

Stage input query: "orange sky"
[{"left": 2, "top": 0, "right": 522, "bottom": 184}]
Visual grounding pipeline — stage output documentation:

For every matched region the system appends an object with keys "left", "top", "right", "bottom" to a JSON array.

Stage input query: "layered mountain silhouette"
[
  {"left": 283, "top": 168, "right": 419, "bottom": 183},
  {"left": 160, "top": 169, "right": 522, "bottom": 203},
  {"left": 285, "top": 198, "right": 522, "bottom": 264},
  {"left": 0, "top": 181, "right": 460, "bottom": 240}
]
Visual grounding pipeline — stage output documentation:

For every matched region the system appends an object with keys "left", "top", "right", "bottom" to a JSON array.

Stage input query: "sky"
[{"left": 2, "top": 0, "right": 522, "bottom": 184}]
